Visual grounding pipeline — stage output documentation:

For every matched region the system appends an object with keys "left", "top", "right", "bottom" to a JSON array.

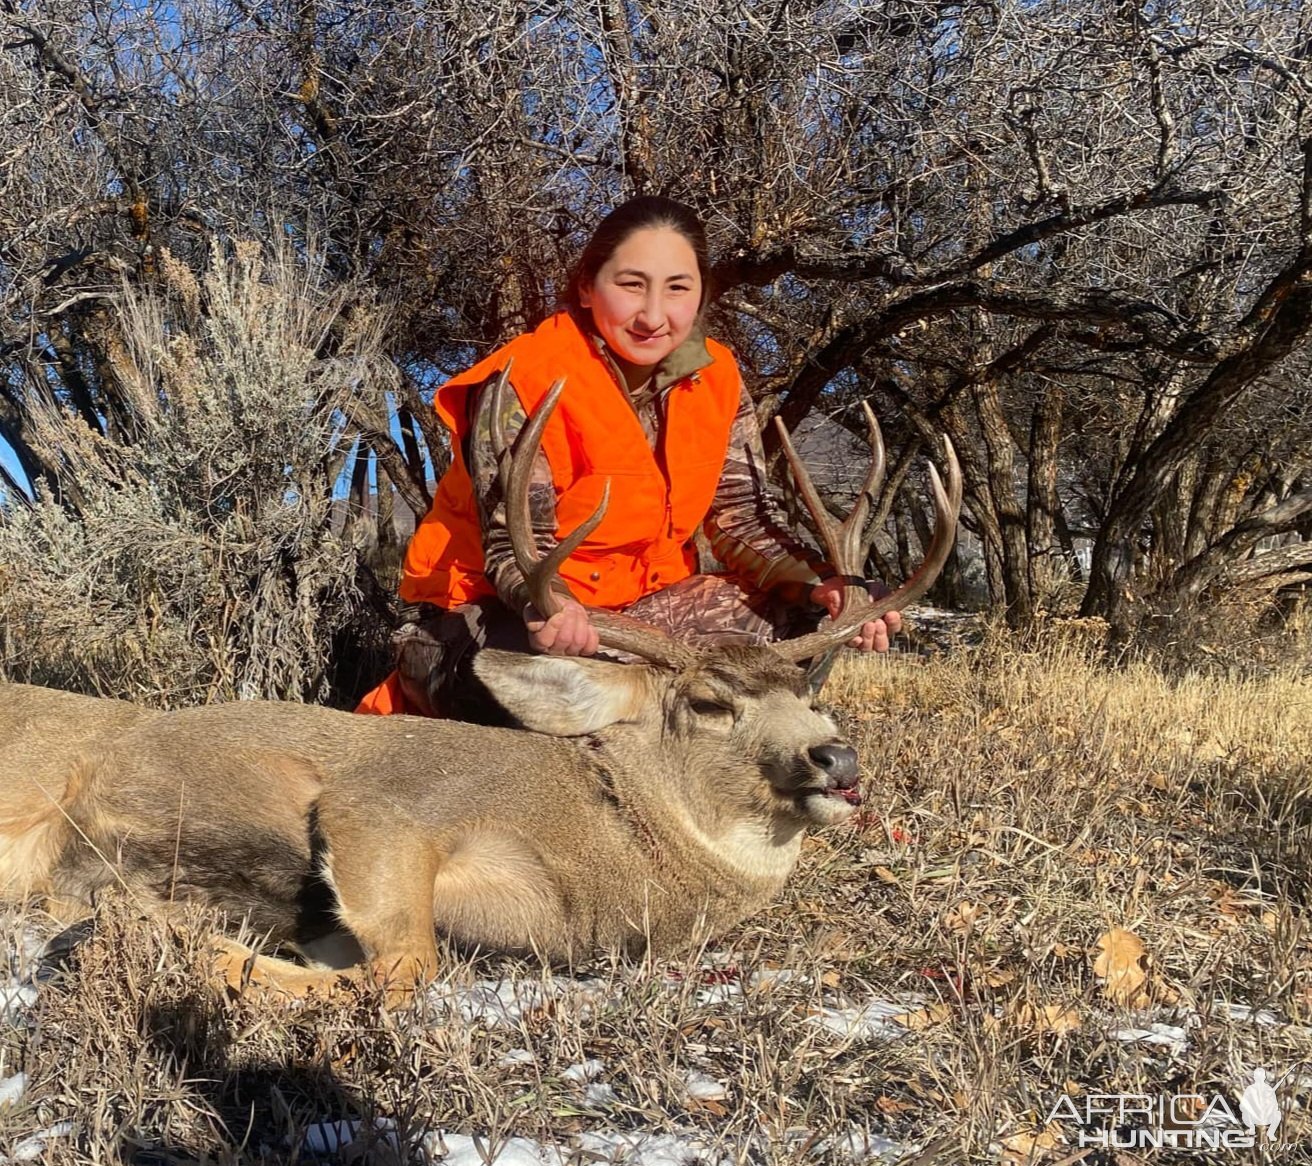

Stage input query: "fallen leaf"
[
  {"left": 945, "top": 900, "right": 985, "bottom": 933},
  {"left": 893, "top": 1002, "right": 952, "bottom": 1030},
  {"left": 1016, "top": 1002, "right": 1081, "bottom": 1035},
  {"left": 999, "top": 1124, "right": 1062, "bottom": 1164},
  {"left": 872, "top": 865, "right": 899, "bottom": 884},
  {"left": 982, "top": 966, "right": 1018, "bottom": 989},
  {"left": 984, "top": 1001, "right": 1081, "bottom": 1038},
  {"left": 1093, "top": 927, "right": 1149, "bottom": 1007}
]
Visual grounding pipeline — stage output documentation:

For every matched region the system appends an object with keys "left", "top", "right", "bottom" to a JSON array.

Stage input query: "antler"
[
  {"left": 481, "top": 366, "right": 695, "bottom": 668},
  {"left": 769, "top": 405, "right": 963, "bottom": 664}
]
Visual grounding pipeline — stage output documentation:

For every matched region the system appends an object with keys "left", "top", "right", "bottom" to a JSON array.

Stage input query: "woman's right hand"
[{"left": 523, "top": 597, "right": 600, "bottom": 656}]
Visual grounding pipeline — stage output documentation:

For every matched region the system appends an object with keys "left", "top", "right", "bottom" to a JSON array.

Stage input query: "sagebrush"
[{"left": 0, "top": 243, "right": 395, "bottom": 706}]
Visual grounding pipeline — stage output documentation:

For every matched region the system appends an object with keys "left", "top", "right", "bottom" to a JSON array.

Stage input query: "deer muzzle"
[{"left": 807, "top": 742, "right": 862, "bottom": 805}]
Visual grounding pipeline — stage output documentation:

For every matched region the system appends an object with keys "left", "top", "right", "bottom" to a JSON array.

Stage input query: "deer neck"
[{"left": 585, "top": 733, "right": 806, "bottom": 888}]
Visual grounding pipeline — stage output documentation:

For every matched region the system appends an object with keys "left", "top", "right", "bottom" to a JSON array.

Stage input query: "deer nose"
[{"left": 808, "top": 743, "right": 859, "bottom": 788}]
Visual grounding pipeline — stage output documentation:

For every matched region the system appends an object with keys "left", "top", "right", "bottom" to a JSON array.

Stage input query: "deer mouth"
[
  {"left": 806, "top": 781, "right": 862, "bottom": 808},
  {"left": 792, "top": 779, "right": 863, "bottom": 823}
]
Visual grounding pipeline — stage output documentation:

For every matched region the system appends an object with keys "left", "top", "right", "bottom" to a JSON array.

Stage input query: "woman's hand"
[
  {"left": 810, "top": 577, "right": 902, "bottom": 653},
  {"left": 524, "top": 597, "right": 600, "bottom": 656}
]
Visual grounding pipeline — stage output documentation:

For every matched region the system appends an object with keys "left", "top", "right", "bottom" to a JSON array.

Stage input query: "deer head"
[
  {"left": 471, "top": 368, "right": 961, "bottom": 825},
  {"left": 471, "top": 644, "right": 862, "bottom": 827}
]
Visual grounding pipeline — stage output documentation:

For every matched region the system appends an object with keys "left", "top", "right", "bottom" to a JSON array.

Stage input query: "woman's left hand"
[{"left": 810, "top": 577, "right": 902, "bottom": 652}]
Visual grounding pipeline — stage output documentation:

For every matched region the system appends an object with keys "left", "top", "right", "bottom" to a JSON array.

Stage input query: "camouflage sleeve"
[
  {"left": 467, "top": 375, "right": 566, "bottom": 614},
  {"left": 704, "top": 382, "right": 832, "bottom": 600}
]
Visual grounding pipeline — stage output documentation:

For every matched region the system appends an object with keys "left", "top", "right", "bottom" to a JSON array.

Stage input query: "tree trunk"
[
  {"left": 974, "top": 375, "right": 1033, "bottom": 625},
  {"left": 1026, "top": 382, "right": 1064, "bottom": 605},
  {"left": 1083, "top": 251, "right": 1312, "bottom": 623}
]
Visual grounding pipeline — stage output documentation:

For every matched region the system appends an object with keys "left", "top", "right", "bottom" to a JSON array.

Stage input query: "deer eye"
[{"left": 689, "top": 698, "right": 733, "bottom": 718}]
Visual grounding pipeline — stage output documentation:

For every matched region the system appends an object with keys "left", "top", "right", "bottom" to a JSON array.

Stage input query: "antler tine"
[
  {"left": 774, "top": 415, "right": 847, "bottom": 573},
  {"left": 487, "top": 374, "right": 694, "bottom": 669},
  {"left": 487, "top": 359, "right": 514, "bottom": 462},
  {"left": 491, "top": 376, "right": 609, "bottom": 618},
  {"left": 773, "top": 434, "right": 962, "bottom": 664},
  {"left": 843, "top": 401, "right": 886, "bottom": 568},
  {"left": 773, "top": 403, "right": 886, "bottom": 575}
]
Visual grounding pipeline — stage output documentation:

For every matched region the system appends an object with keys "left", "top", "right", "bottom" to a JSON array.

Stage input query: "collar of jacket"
[{"left": 566, "top": 304, "right": 715, "bottom": 399}]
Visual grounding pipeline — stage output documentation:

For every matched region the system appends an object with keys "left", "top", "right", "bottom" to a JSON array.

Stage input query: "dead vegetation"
[
  {"left": 0, "top": 633, "right": 1307, "bottom": 1163},
  {"left": 0, "top": 242, "right": 394, "bottom": 707}
]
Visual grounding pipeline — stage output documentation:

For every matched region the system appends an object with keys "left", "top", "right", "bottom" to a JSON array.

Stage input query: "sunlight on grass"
[{"left": 3, "top": 635, "right": 1309, "bottom": 1162}]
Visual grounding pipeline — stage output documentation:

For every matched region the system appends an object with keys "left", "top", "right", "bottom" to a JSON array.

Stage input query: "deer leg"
[
  {"left": 210, "top": 934, "right": 365, "bottom": 1001},
  {"left": 320, "top": 830, "right": 443, "bottom": 1001}
]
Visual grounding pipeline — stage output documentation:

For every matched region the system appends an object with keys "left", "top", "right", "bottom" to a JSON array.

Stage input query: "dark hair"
[{"left": 566, "top": 196, "right": 711, "bottom": 311}]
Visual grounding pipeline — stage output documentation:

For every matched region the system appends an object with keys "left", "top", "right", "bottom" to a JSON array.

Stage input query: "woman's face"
[{"left": 580, "top": 226, "right": 703, "bottom": 369}]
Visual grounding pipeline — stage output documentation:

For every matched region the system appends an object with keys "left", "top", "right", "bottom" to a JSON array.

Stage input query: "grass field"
[{"left": 1, "top": 632, "right": 1309, "bottom": 1163}]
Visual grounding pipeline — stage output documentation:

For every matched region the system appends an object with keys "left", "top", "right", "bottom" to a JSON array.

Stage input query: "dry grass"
[{"left": 1, "top": 635, "right": 1309, "bottom": 1163}]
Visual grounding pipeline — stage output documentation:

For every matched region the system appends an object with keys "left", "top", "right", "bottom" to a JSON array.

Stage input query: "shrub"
[{"left": 0, "top": 241, "right": 393, "bottom": 706}]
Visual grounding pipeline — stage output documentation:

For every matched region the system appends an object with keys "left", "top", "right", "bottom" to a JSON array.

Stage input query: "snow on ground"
[
  {"left": 2, "top": 916, "right": 1309, "bottom": 1164},
  {"left": 0, "top": 1121, "right": 75, "bottom": 1163},
  {"left": 809, "top": 998, "right": 923, "bottom": 1041},
  {"left": 0, "top": 1073, "right": 26, "bottom": 1108},
  {"left": 301, "top": 1119, "right": 913, "bottom": 1164}
]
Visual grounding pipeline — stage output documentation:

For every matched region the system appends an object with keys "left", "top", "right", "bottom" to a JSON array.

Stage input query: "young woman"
[{"left": 358, "top": 196, "right": 899, "bottom": 720}]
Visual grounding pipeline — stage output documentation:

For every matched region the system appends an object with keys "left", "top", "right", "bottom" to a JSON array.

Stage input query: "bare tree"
[{"left": 2, "top": 0, "right": 1309, "bottom": 662}]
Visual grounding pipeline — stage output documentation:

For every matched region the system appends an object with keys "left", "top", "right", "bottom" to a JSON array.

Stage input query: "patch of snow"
[
  {"left": 241, "top": 1109, "right": 925, "bottom": 1166},
  {"left": 682, "top": 1070, "right": 728, "bottom": 1102},
  {"left": 421, "top": 1131, "right": 565, "bottom": 1165},
  {"left": 3, "top": 1120, "right": 75, "bottom": 1163},
  {"left": 583, "top": 1082, "right": 617, "bottom": 1109},
  {"left": 693, "top": 982, "right": 741, "bottom": 1006},
  {"left": 1212, "top": 1002, "right": 1281, "bottom": 1027},
  {"left": 575, "top": 1130, "right": 732, "bottom": 1165},
  {"left": 809, "top": 999, "right": 919, "bottom": 1041},
  {"left": 0, "top": 1073, "right": 27, "bottom": 1108},
  {"left": 0, "top": 984, "right": 37, "bottom": 1024},
  {"left": 813, "top": 1125, "right": 912, "bottom": 1162},
  {"left": 499, "top": 1047, "right": 536, "bottom": 1067},
  {"left": 690, "top": 967, "right": 810, "bottom": 1006},
  {"left": 302, "top": 1119, "right": 363, "bottom": 1155},
  {"left": 426, "top": 976, "right": 607, "bottom": 1028},
  {"left": 1109, "top": 1022, "right": 1190, "bottom": 1055},
  {"left": 301, "top": 1117, "right": 398, "bottom": 1157},
  {"left": 561, "top": 1058, "right": 606, "bottom": 1085}
]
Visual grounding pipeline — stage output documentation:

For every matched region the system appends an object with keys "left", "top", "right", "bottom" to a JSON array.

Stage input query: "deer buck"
[{"left": 0, "top": 378, "right": 960, "bottom": 999}]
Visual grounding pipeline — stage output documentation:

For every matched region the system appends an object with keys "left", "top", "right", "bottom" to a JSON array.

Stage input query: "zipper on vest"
[{"left": 656, "top": 391, "right": 676, "bottom": 537}]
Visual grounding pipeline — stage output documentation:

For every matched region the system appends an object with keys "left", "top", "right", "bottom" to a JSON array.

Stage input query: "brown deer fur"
[{"left": 0, "top": 645, "right": 864, "bottom": 996}]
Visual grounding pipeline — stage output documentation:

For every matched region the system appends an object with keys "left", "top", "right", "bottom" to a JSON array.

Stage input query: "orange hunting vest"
[{"left": 399, "top": 311, "right": 742, "bottom": 611}]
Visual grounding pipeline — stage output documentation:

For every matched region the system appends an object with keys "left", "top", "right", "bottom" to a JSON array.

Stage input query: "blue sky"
[{"left": 0, "top": 438, "right": 29, "bottom": 501}]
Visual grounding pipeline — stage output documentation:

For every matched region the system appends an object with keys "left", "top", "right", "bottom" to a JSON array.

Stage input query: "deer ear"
[{"left": 472, "top": 650, "right": 652, "bottom": 736}]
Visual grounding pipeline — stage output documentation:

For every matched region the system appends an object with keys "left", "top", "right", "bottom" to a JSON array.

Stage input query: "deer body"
[
  {"left": 1, "top": 647, "right": 847, "bottom": 990},
  {"left": 0, "top": 392, "right": 960, "bottom": 998}
]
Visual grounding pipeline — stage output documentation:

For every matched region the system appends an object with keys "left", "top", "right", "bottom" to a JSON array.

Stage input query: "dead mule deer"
[{"left": 0, "top": 380, "right": 960, "bottom": 1000}]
